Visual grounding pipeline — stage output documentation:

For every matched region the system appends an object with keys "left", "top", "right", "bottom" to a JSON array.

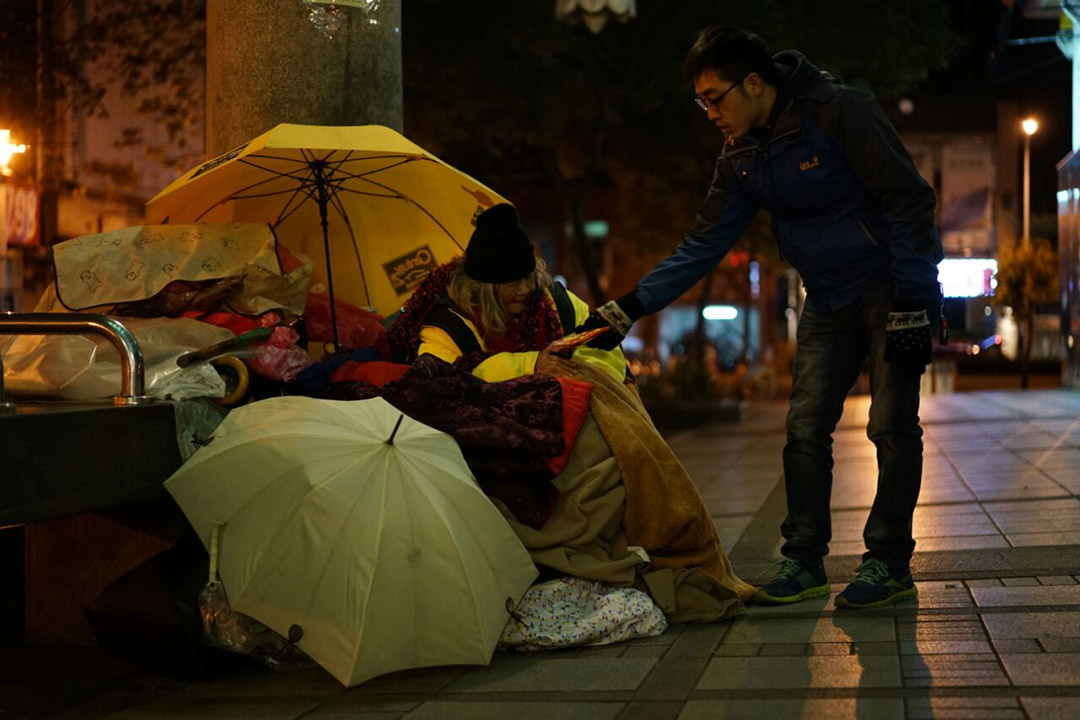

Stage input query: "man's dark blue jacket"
[{"left": 632, "top": 51, "right": 942, "bottom": 317}]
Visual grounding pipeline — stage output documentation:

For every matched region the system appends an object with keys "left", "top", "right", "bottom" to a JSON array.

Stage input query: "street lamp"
[
  {"left": 0, "top": 129, "right": 27, "bottom": 177},
  {"left": 1021, "top": 117, "right": 1039, "bottom": 246}
]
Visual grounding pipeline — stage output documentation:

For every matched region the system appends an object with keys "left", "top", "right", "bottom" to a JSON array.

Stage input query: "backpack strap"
[
  {"left": 422, "top": 297, "right": 483, "bottom": 356},
  {"left": 550, "top": 281, "right": 576, "bottom": 334}
]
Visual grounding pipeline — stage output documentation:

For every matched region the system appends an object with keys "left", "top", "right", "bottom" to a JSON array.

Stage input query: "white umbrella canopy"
[{"left": 165, "top": 395, "right": 537, "bottom": 686}]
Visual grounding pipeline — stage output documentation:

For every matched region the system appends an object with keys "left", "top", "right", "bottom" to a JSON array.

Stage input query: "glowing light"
[
  {"left": 939, "top": 258, "right": 998, "bottom": 298},
  {"left": 1022, "top": 118, "right": 1039, "bottom": 136},
  {"left": 0, "top": 129, "right": 27, "bottom": 176},
  {"left": 702, "top": 305, "right": 738, "bottom": 320}
]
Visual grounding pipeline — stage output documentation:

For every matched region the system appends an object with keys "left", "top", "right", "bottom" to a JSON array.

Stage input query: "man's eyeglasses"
[{"left": 693, "top": 76, "right": 745, "bottom": 113}]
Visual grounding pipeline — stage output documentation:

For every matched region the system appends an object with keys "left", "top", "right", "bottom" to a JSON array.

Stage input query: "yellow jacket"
[{"left": 417, "top": 287, "right": 627, "bottom": 383}]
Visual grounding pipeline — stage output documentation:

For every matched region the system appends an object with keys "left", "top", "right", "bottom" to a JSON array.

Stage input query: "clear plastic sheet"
[
  {"left": 1, "top": 314, "right": 231, "bottom": 401},
  {"left": 199, "top": 581, "right": 315, "bottom": 671}
]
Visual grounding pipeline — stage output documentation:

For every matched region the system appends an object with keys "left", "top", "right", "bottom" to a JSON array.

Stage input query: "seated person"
[{"left": 389, "top": 203, "right": 626, "bottom": 384}]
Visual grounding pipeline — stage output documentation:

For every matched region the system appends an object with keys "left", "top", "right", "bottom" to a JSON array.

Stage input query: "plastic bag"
[
  {"left": 1, "top": 315, "right": 232, "bottom": 401},
  {"left": 244, "top": 326, "right": 312, "bottom": 382},
  {"left": 199, "top": 581, "right": 314, "bottom": 671}
]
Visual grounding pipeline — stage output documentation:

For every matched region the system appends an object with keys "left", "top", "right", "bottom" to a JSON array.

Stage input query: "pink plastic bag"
[{"left": 244, "top": 326, "right": 312, "bottom": 381}]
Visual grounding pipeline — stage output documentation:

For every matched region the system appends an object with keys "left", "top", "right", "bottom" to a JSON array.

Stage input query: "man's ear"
[{"left": 744, "top": 72, "right": 764, "bottom": 96}]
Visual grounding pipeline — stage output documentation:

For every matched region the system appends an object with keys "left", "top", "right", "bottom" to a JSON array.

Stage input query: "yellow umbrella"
[
  {"left": 164, "top": 395, "right": 537, "bottom": 686},
  {"left": 145, "top": 124, "right": 507, "bottom": 347}
]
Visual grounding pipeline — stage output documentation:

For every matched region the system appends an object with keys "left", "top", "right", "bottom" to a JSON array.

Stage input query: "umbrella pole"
[{"left": 314, "top": 171, "right": 341, "bottom": 353}]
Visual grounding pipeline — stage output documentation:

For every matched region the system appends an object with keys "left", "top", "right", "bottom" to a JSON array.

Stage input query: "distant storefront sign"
[
  {"left": 0, "top": 181, "right": 40, "bottom": 247},
  {"left": 938, "top": 258, "right": 997, "bottom": 298},
  {"left": 940, "top": 143, "right": 994, "bottom": 256}
]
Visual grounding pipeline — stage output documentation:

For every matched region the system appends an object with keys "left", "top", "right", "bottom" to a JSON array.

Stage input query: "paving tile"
[
  {"left": 898, "top": 639, "right": 993, "bottom": 655},
  {"left": 620, "top": 644, "right": 671, "bottom": 659},
  {"left": 161, "top": 670, "right": 344, "bottom": 699},
  {"left": 723, "top": 616, "right": 894, "bottom": 644},
  {"left": 312, "top": 700, "right": 419, "bottom": 714},
  {"left": 1002, "top": 577, "right": 1041, "bottom": 586},
  {"left": 1000, "top": 652, "right": 1080, "bottom": 685},
  {"left": 1018, "top": 447, "right": 1080, "bottom": 467},
  {"left": 758, "top": 643, "right": 807, "bottom": 656},
  {"left": 696, "top": 655, "right": 901, "bottom": 689},
  {"left": 913, "top": 535, "right": 1011, "bottom": 552},
  {"left": 406, "top": 701, "right": 623, "bottom": 720},
  {"left": 711, "top": 515, "right": 754, "bottom": 551},
  {"left": 966, "top": 578, "right": 1004, "bottom": 588},
  {"left": 807, "top": 642, "right": 853, "bottom": 656},
  {"left": 898, "top": 617, "right": 985, "bottom": 641},
  {"left": 713, "top": 643, "right": 759, "bottom": 657},
  {"left": 617, "top": 702, "right": 683, "bottom": 720},
  {"left": 742, "top": 593, "right": 834, "bottom": 616},
  {"left": 900, "top": 654, "right": 1010, "bottom": 687},
  {"left": 1008, "top": 531, "right": 1080, "bottom": 546},
  {"left": 1021, "top": 697, "right": 1080, "bottom": 720},
  {"left": 991, "top": 638, "right": 1043, "bottom": 653},
  {"left": 967, "top": 479, "right": 1070, "bottom": 502},
  {"left": 972, "top": 585, "right": 1080, "bottom": 607},
  {"left": 851, "top": 641, "right": 898, "bottom": 656},
  {"left": 982, "top": 610, "right": 1080, "bottom": 641},
  {"left": 906, "top": 696, "right": 1023, "bottom": 720},
  {"left": 633, "top": 624, "right": 728, "bottom": 701},
  {"left": 1039, "top": 637, "right": 1080, "bottom": 652},
  {"left": 445, "top": 658, "right": 656, "bottom": 693},
  {"left": 103, "top": 703, "right": 321, "bottom": 720},
  {"left": 679, "top": 699, "right": 904, "bottom": 720}
]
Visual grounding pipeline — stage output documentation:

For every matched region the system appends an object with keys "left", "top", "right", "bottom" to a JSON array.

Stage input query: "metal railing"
[{"left": 0, "top": 313, "right": 153, "bottom": 410}]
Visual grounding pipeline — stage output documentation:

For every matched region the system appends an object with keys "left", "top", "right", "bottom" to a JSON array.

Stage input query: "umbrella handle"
[{"left": 208, "top": 525, "right": 222, "bottom": 585}]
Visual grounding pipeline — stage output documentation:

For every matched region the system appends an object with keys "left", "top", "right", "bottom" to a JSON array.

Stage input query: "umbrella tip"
[{"left": 386, "top": 414, "right": 405, "bottom": 445}]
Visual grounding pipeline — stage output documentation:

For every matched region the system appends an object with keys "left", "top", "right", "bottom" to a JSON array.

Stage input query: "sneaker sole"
[
  {"left": 834, "top": 586, "right": 918, "bottom": 610},
  {"left": 753, "top": 583, "right": 831, "bottom": 605}
]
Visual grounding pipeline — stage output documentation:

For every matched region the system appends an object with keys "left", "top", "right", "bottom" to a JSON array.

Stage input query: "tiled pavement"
[{"left": 34, "top": 391, "right": 1080, "bottom": 718}]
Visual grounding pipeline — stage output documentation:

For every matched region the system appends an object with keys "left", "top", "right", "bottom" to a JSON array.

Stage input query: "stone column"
[{"left": 205, "top": 0, "right": 402, "bottom": 157}]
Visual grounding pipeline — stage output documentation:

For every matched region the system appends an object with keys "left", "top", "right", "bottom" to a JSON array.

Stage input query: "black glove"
[
  {"left": 884, "top": 297, "right": 932, "bottom": 375},
  {"left": 575, "top": 292, "right": 645, "bottom": 351}
]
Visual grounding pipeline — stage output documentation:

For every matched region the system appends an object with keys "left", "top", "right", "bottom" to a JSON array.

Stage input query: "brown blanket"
[{"left": 536, "top": 355, "right": 756, "bottom": 619}]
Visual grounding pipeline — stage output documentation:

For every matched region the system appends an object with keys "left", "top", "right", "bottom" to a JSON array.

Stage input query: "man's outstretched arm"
[{"left": 579, "top": 157, "right": 760, "bottom": 349}]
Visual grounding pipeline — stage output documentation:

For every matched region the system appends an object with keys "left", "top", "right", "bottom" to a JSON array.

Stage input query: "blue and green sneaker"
[
  {"left": 753, "top": 557, "right": 831, "bottom": 605},
  {"left": 834, "top": 558, "right": 917, "bottom": 609}
]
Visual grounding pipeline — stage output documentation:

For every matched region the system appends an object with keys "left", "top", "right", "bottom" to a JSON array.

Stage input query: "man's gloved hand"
[
  {"left": 575, "top": 292, "right": 645, "bottom": 351},
  {"left": 884, "top": 297, "right": 932, "bottom": 375}
]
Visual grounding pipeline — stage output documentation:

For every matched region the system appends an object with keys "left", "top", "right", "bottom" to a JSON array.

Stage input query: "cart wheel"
[{"left": 211, "top": 355, "right": 250, "bottom": 407}]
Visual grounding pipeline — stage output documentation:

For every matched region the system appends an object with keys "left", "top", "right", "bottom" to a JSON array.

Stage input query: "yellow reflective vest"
[{"left": 417, "top": 286, "right": 627, "bottom": 383}]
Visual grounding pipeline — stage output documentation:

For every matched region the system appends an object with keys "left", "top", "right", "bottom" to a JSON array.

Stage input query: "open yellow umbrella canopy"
[
  {"left": 164, "top": 395, "right": 537, "bottom": 686},
  {"left": 145, "top": 124, "right": 507, "bottom": 343}
]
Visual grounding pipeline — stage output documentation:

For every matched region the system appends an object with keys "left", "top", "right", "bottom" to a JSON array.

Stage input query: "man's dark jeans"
[{"left": 781, "top": 282, "right": 924, "bottom": 570}]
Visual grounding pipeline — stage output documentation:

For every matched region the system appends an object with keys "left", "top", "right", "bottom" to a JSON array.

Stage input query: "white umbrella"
[{"left": 165, "top": 395, "right": 537, "bottom": 686}]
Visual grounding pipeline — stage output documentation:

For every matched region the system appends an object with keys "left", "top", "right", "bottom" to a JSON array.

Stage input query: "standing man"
[{"left": 579, "top": 26, "right": 942, "bottom": 609}]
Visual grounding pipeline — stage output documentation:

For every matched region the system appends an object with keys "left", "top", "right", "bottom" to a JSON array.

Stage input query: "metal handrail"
[{"left": 0, "top": 312, "right": 153, "bottom": 407}]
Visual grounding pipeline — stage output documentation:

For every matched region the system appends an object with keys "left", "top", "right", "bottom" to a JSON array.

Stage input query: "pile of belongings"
[{"left": 1, "top": 223, "right": 389, "bottom": 405}]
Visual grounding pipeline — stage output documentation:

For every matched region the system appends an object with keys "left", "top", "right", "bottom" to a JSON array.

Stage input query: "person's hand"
[
  {"left": 574, "top": 293, "right": 644, "bottom": 351},
  {"left": 536, "top": 346, "right": 568, "bottom": 367},
  {"left": 411, "top": 353, "right": 455, "bottom": 379},
  {"left": 884, "top": 298, "right": 932, "bottom": 375}
]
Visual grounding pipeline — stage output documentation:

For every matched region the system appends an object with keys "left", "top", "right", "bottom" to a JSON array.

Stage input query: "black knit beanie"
[{"left": 463, "top": 203, "right": 537, "bottom": 283}]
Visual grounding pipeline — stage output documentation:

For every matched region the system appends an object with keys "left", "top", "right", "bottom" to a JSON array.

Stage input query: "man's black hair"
[{"left": 684, "top": 26, "right": 781, "bottom": 86}]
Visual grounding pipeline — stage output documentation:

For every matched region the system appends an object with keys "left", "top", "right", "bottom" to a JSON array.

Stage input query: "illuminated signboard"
[{"left": 939, "top": 258, "right": 997, "bottom": 298}]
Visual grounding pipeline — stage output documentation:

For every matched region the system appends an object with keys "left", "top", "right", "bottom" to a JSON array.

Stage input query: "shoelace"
[
  {"left": 755, "top": 557, "right": 804, "bottom": 581},
  {"left": 852, "top": 558, "right": 891, "bottom": 586}
]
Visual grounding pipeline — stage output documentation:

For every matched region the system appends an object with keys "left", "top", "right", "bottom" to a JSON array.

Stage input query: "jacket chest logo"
[{"left": 799, "top": 156, "right": 820, "bottom": 172}]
